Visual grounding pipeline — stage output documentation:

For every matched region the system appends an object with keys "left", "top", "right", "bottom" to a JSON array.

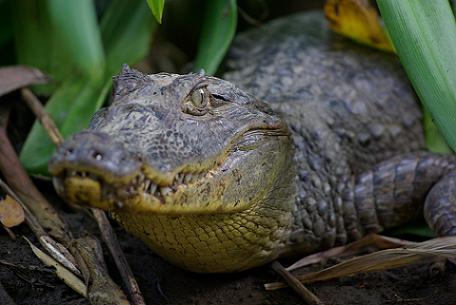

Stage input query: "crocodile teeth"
[
  {"left": 161, "top": 187, "right": 172, "bottom": 196},
  {"left": 149, "top": 183, "right": 157, "bottom": 194},
  {"left": 177, "top": 173, "right": 184, "bottom": 184},
  {"left": 144, "top": 179, "right": 151, "bottom": 191},
  {"left": 184, "top": 174, "right": 193, "bottom": 183}
]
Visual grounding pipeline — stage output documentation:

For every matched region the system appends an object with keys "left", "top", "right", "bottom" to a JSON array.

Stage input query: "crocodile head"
[{"left": 49, "top": 65, "right": 297, "bottom": 272}]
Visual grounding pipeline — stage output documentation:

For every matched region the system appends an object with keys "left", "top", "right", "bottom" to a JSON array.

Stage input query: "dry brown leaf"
[
  {"left": 0, "top": 66, "right": 49, "bottom": 97},
  {"left": 0, "top": 195, "right": 25, "bottom": 227},
  {"left": 24, "top": 237, "right": 87, "bottom": 297},
  {"left": 266, "top": 236, "right": 456, "bottom": 290},
  {"left": 324, "top": 0, "right": 394, "bottom": 52}
]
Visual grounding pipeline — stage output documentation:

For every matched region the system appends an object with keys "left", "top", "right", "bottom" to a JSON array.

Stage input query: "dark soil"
[{"left": 1, "top": 186, "right": 456, "bottom": 305}]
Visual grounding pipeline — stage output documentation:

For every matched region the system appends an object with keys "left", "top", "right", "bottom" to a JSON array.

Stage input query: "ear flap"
[{"left": 112, "top": 64, "right": 147, "bottom": 98}]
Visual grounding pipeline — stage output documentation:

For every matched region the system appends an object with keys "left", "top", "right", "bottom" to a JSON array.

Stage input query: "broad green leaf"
[
  {"left": 193, "top": 0, "right": 237, "bottom": 75},
  {"left": 423, "top": 109, "right": 451, "bottom": 153},
  {"left": 11, "top": 0, "right": 73, "bottom": 94},
  {"left": 20, "top": 0, "right": 155, "bottom": 174},
  {"left": 377, "top": 0, "right": 456, "bottom": 152},
  {"left": 101, "top": 0, "right": 156, "bottom": 76},
  {"left": 47, "top": 0, "right": 105, "bottom": 81},
  {"left": 146, "top": 0, "right": 165, "bottom": 24}
]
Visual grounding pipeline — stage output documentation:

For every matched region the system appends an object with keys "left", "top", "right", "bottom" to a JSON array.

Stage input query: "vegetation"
[{"left": 2, "top": 0, "right": 456, "bottom": 170}]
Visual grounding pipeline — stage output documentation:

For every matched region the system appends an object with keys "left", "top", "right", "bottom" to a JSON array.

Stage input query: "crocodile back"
[{"left": 224, "top": 11, "right": 425, "bottom": 254}]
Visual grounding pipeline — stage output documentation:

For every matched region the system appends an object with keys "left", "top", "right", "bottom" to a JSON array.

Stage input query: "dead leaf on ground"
[
  {"left": 265, "top": 236, "right": 456, "bottom": 290},
  {"left": 0, "top": 65, "right": 49, "bottom": 97},
  {"left": 324, "top": 0, "right": 394, "bottom": 53},
  {"left": 0, "top": 195, "right": 25, "bottom": 227}
]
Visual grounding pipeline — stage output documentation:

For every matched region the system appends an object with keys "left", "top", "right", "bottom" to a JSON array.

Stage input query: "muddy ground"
[{"left": 1, "top": 182, "right": 456, "bottom": 305}]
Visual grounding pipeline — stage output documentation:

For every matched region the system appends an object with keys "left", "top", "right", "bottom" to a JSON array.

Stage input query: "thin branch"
[
  {"left": 0, "top": 105, "right": 129, "bottom": 305},
  {"left": 20, "top": 88, "right": 63, "bottom": 145},
  {"left": 19, "top": 87, "right": 145, "bottom": 305},
  {"left": 271, "top": 261, "right": 323, "bottom": 305},
  {"left": 92, "top": 209, "right": 146, "bottom": 305},
  {"left": 24, "top": 237, "right": 87, "bottom": 297}
]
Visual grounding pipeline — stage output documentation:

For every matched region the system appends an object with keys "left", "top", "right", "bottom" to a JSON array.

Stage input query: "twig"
[
  {"left": 19, "top": 88, "right": 145, "bottom": 305},
  {"left": 24, "top": 236, "right": 87, "bottom": 297},
  {"left": 0, "top": 179, "right": 80, "bottom": 276},
  {"left": 70, "top": 236, "right": 130, "bottom": 305},
  {"left": 271, "top": 261, "right": 323, "bottom": 305},
  {"left": 287, "top": 233, "right": 417, "bottom": 271},
  {"left": 0, "top": 105, "right": 129, "bottom": 305},
  {"left": 20, "top": 88, "right": 63, "bottom": 145},
  {"left": 266, "top": 236, "right": 456, "bottom": 290},
  {"left": 92, "top": 209, "right": 146, "bottom": 305}
]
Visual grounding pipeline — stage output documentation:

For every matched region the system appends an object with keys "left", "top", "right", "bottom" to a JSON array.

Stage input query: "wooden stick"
[
  {"left": 92, "top": 209, "right": 146, "bottom": 305},
  {"left": 271, "top": 261, "right": 323, "bottom": 305},
  {"left": 0, "top": 105, "right": 128, "bottom": 305},
  {"left": 20, "top": 88, "right": 63, "bottom": 145},
  {"left": 20, "top": 87, "right": 146, "bottom": 305}
]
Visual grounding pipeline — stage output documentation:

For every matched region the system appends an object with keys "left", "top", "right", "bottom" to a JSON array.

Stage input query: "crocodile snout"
[{"left": 49, "top": 131, "right": 142, "bottom": 178}]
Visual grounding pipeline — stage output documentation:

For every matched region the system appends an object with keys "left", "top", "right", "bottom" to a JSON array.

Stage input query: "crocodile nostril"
[
  {"left": 66, "top": 148, "right": 74, "bottom": 156},
  {"left": 92, "top": 151, "right": 103, "bottom": 161}
]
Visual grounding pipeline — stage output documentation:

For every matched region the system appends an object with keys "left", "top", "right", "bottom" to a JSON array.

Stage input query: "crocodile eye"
[
  {"left": 191, "top": 88, "right": 206, "bottom": 107},
  {"left": 182, "top": 87, "right": 210, "bottom": 116}
]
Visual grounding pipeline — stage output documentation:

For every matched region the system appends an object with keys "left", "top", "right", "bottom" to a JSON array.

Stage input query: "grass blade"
[
  {"left": 377, "top": 0, "right": 456, "bottom": 151},
  {"left": 146, "top": 0, "right": 165, "bottom": 24},
  {"left": 193, "top": 0, "right": 237, "bottom": 75}
]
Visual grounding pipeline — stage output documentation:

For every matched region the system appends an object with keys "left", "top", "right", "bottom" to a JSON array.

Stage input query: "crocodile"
[{"left": 49, "top": 12, "right": 456, "bottom": 273}]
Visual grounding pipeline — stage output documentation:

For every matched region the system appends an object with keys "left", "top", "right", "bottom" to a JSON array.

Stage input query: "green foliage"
[
  {"left": 377, "top": 0, "right": 456, "bottom": 152},
  {"left": 47, "top": 0, "right": 105, "bottom": 80},
  {"left": 423, "top": 109, "right": 451, "bottom": 153},
  {"left": 193, "top": 0, "right": 237, "bottom": 75},
  {"left": 146, "top": 0, "right": 165, "bottom": 24},
  {"left": 16, "top": 0, "right": 155, "bottom": 174}
]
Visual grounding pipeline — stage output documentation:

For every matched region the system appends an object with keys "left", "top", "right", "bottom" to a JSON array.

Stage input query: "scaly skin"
[{"left": 49, "top": 12, "right": 456, "bottom": 273}]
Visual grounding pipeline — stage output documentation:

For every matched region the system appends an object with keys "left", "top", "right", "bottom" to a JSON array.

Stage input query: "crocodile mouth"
[
  {"left": 53, "top": 168, "right": 211, "bottom": 208},
  {"left": 53, "top": 165, "right": 218, "bottom": 211}
]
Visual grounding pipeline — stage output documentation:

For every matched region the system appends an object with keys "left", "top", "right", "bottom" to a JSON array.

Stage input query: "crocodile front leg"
[
  {"left": 424, "top": 170, "right": 456, "bottom": 236},
  {"left": 346, "top": 152, "right": 456, "bottom": 239}
]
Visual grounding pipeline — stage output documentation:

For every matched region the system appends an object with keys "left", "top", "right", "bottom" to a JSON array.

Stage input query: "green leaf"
[
  {"left": 193, "top": 0, "right": 237, "bottom": 75},
  {"left": 20, "top": 76, "right": 109, "bottom": 174},
  {"left": 12, "top": 0, "right": 73, "bottom": 94},
  {"left": 47, "top": 0, "right": 105, "bottom": 81},
  {"left": 377, "top": 0, "right": 456, "bottom": 152},
  {"left": 423, "top": 108, "right": 451, "bottom": 153},
  {"left": 388, "top": 222, "right": 435, "bottom": 238},
  {"left": 146, "top": 0, "right": 165, "bottom": 24},
  {"left": 102, "top": 0, "right": 156, "bottom": 76},
  {"left": 19, "top": 0, "right": 156, "bottom": 175}
]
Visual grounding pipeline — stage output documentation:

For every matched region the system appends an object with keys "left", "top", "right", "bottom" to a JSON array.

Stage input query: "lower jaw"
[{"left": 111, "top": 209, "right": 287, "bottom": 273}]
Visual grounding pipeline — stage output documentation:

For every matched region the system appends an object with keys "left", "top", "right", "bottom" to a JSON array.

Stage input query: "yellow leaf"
[
  {"left": 324, "top": 0, "right": 395, "bottom": 53},
  {"left": 0, "top": 195, "right": 25, "bottom": 228}
]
